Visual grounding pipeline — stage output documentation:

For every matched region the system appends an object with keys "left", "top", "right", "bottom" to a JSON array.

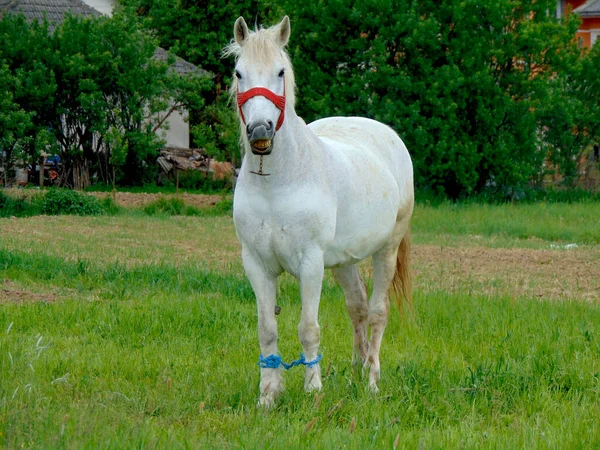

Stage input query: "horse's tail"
[{"left": 391, "top": 229, "right": 412, "bottom": 313}]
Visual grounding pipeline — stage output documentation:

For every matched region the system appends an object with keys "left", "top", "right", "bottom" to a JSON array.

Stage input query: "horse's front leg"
[
  {"left": 298, "top": 250, "right": 325, "bottom": 392},
  {"left": 242, "top": 247, "right": 282, "bottom": 406}
]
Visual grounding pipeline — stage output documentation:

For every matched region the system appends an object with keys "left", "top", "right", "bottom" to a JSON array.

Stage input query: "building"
[{"left": 558, "top": 0, "right": 600, "bottom": 47}]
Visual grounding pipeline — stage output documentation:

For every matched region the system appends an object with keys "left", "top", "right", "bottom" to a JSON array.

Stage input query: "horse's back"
[
  {"left": 308, "top": 116, "right": 413, "bottom": 204},
  {"left": 305, "top": 117, "right": 413, "bottom": 267}
]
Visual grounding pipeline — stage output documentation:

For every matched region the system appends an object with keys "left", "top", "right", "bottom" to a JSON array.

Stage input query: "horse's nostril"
[
  {"left": 266, "top": 120, "right": 273, "bottom": 131},
  {"left": 246, "top": 123, "right": 253, "bottom": 135}
]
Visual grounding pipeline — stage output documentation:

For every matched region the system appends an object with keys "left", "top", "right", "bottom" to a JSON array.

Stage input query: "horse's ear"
[
  {"left": 234, "top": 17, "right": 250, "bottom": 46},
  {"left": 277, "top": 16, "right": 290, "bottom": 47}
]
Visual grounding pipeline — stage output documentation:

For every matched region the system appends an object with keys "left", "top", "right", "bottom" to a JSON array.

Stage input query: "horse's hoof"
[
  {"left": 304, "top": 369, "right": 323, "bottom": 392},
  {"left": 369, "top": 383, "right": 379, "bottom": 394},
  {"left": 258, "top": 392, "right": 276, "bottom": 408},
  {"left": 305, "top": 381, "right": 322, "bottom": 392}
]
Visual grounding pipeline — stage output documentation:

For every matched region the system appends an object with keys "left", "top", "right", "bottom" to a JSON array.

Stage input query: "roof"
[
  {"left": 0, "top": 0, "right": 209, "bottom": 77},
  {"left": 153, "top": 47, "right": 210, "bottom": 78},
  {"left": 574, "top": 0, "right": 600, "bottom": 17},
  {"left": 0, "top": 0, "right": 101, "bottom": 22}
]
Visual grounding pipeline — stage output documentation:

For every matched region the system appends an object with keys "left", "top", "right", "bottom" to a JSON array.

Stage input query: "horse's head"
[{"left": 226, "top": 16, "right": 295, "bottom": 155}]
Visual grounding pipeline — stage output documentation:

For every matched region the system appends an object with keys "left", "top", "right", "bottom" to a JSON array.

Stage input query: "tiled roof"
[
  {"left": 153, "top": 47, "right": 210, "bottom": 78},
  {"left": 574, "top": 0, "right": 600, "bottom": 17},
  {"left": 0, "top": 0, "right": 101, "bottom": 22}
]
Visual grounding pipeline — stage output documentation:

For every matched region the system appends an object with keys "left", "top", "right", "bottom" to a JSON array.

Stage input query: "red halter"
[{"left": 236, "top": 81, "right": 286, "bottom": 132}]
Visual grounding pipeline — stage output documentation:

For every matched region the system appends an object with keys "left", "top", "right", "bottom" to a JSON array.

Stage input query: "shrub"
[
  {"left": 143, "top": 197, "right": 185, "bottom": 215},
  {"left": 100, "top": 196, "right": 121, "bottom": 215},
  {"left": 142, "top": 196, "right": 233, "bottom": 216},
  {"left": 0, "top": 191, "right": 39, "bottom": 217},
  {"left": 40, "top": 189, "right": 104, "bottom": 216},
  {"left": 177, "top": 170, "right": 232, "bottom": 193}
]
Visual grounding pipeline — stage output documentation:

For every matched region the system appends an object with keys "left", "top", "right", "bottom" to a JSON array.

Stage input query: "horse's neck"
[{"left": 242, "top": 111, "right": 323, "bottom": 185}]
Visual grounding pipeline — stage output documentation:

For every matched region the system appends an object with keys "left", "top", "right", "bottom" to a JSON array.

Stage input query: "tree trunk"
[
  {"left": 73, "top": 158, "right": 91, "bottom": 190},
  {"left": 39, "top": 155, "right": 46, "bottom": 188}
]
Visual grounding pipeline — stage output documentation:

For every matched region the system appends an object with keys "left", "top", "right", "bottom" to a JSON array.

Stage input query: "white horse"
[{"left": 225, "top": 16, "right": 414, "bottom": 406}]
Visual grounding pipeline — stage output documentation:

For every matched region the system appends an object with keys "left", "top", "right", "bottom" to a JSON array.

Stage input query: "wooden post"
[{"left": 39, "top": 155, "right": 46, "bottom": 188}]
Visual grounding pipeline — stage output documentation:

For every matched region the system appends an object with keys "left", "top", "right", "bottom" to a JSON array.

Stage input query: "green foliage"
[
  {"left": 0, "top": 12, "right": 210, "bottom": 188},
  {"left": 0, "top": 191, "right": 37, "bottom": 217},
  {"left": 177, "top": 170, "right": 232, "bottom": 192},
  {"left": 142, "top": 196, "right": 186, "bottom": 215},
  {"left": 39, "top": 189, "right": 104, "bottom": 216},
  {"left": 278, "top": 0, "right": 575, "bottom": 197},
  {"left": 2, "top": 0, "right": 599, "bottom": 196},
  {"left": 538, "top": 34, "right": 600, "bottom": 185},
  {"left": 100, "top": 195, "right": 122, "bottom": 215},
  {"left": 122, "top": 0, "right": 594, "bottom": 197},
  {"left": 117, "top": 0, "right": 267, "bottom": 163},
  {"left": 142, "top": 195, "right": 232, "bottom": 216},
  {"left": 191, "top": 94, "right": 240, "bottom": 164},
  {"left": 197, "top": 196, "right": 233, "bottom": 217},
  {"left": 0, "top": 16, "right": 56, "bottom": 175},
  {"left": 0, "top": 64, "right": 33, "bottom": 177},
  {"left": 117, "top": 0, "right": 265, "bottom": 82}
]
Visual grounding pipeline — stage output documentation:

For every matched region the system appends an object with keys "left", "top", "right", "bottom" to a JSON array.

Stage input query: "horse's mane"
[{"left": 223, "top": 24, "right": 296, "bottom": 109}]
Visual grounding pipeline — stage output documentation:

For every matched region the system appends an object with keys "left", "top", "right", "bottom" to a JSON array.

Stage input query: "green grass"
[
  {"left": 413, "top": 201, "right": 600, "bottom": 246},
  {"left": 0, "top": 200, "right": 599, "bottom": 448}
]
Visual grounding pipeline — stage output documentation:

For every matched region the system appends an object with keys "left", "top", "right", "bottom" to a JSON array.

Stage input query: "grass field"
[{"left": 1, "top": 199, "right": 600, "bottom": 448}]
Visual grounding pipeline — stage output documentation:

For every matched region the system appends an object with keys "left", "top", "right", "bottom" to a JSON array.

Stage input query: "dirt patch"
[
  {"left": 412, "top": 245, "right": 600, "bottom": 302},
  {"left": 89, "top": 192, "right": 224, "bottom": 209},
  {"left": 0, "top": 280, "right": 60, "bottom": 304}
]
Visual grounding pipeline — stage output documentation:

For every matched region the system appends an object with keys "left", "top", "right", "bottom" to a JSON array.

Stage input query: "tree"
[
  {"left": 538, "top": 31, "right": 600, "bottom": 186},
  {"left": 117, "top": 0, "right": 267, "bottom": 163},
  {"left": 0, "top": 15, "right": 58, "bottom": 183},
  {"left": 52, "top": 13, "right": 211, "bottom": 188},
  {"left": 279, "top": 0, "right": 577, "bottom": 197},
  {"left": 0, "top": 11, "right": 210, "bottom": 188},
  {"left": 0, "top": 64, "right": 33, "bottom": 186}
]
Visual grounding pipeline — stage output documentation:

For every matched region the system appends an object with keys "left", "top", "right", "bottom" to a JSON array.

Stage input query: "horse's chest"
[{"left": 234, "top": 190, "right": 335, "bottom": 273}]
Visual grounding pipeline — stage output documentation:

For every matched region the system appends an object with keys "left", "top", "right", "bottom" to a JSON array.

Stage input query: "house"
[
  {"left": 558, "top": 0, "right": 600, "bottom": 47},
  {"left": 0, "top": 0, "right": 209, "bottom": 150}
]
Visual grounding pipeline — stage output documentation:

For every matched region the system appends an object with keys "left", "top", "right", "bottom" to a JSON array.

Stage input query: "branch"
[{"left": 152, "top": 102, "right": 185, "bottom": 133}]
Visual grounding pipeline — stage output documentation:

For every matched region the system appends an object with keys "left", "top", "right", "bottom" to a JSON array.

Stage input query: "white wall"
[
  {"left": 81, "top": 0, "right": 115, "bottom": 16},
  {"left": 158, "top": 110, "right": 190, "bottom": 149}
]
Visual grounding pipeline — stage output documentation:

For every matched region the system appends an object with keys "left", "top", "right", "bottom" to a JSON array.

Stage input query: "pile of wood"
[{"left": 157, "top": 147, "right": 233, "bottom": 181}]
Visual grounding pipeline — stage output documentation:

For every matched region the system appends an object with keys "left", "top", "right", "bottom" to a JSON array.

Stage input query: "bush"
[
  {"left": 142, "top": 195, "right": 233, "bottom": 216},
  {"left": 40, "top": 189, "right": 104, "bottom": 216},
  {"left": 100, "top": 196, "right": 121, "bottom": 215},
  {"left": 0, "top": 191, "right": 39, "bottom": 217},
  {"left": 176, "top": 170, "right": 232, "bottom": 193},
  {"left": 143, "top": 197, "right": 185, "bottom": 215}
]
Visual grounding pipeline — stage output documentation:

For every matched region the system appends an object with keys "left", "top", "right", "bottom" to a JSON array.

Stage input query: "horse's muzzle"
[{"left": 247, "top": 120, "right": 275, "bottom": 155}]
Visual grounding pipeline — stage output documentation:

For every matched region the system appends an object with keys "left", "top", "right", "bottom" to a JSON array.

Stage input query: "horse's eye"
[
  {"left": 278, "top": 69, "right": 285, "bottom": 78},
  {"left": 235, "top": 70, "right": 242, "bottom": 79}
]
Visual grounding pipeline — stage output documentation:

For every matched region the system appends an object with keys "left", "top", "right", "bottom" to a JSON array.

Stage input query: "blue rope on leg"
[
  {"left": 258, "top": 354, "right": 284, "bottom": 369},
  {"left": 258, "top": 353, "right": 323, "bottom": 370}
]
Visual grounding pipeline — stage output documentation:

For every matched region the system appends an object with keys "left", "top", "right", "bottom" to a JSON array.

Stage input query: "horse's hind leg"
[
  {"left": 332, "top": 265, "right": 368, "bottom": 366},
  {"left": 367, "top": 220, "right": 410, "bottom": 391}
]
